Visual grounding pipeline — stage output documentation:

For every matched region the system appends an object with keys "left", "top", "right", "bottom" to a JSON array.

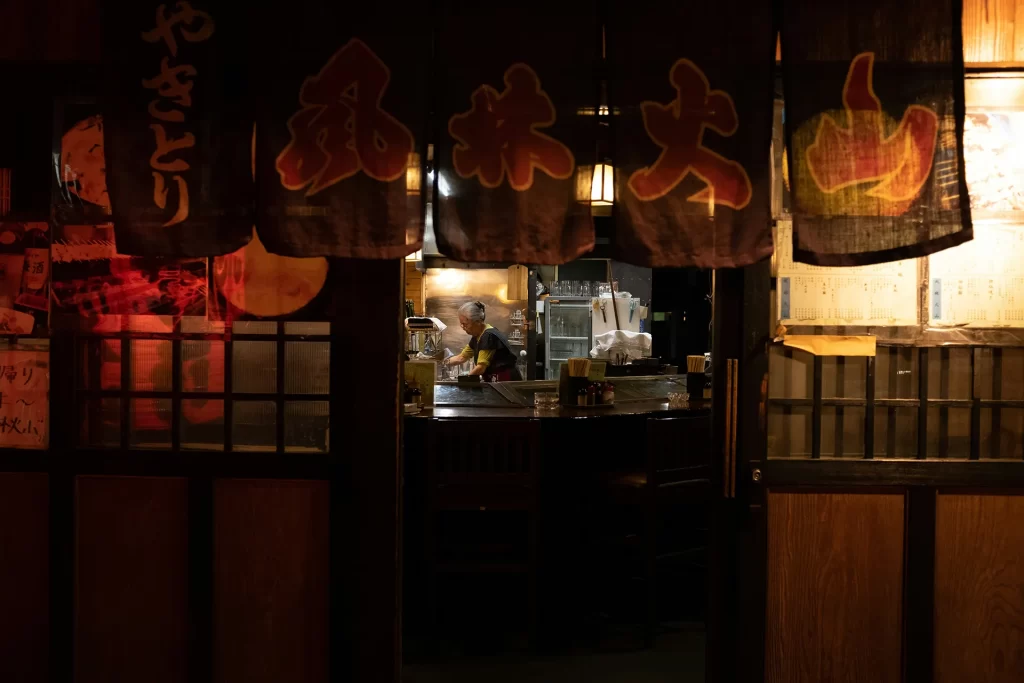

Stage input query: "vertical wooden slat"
[
  {"left": 865, "top": 355, "right": 875, "bottom": 459},
  {"left": 811, "top": 357, "right": 822, "bottom": 459},
  {"left": 75, "top": 476, "right": 189, "bottom": 683},
  {"left": 919, "top": 348, "right": 929, "bottom": 459},
  {"left": 0, "top": 472, "right": 49, "bottom": 683},
  {"left": 1015, "top": 0, "right": 1024, "bottom": 61},
  {"left": 971, "top": 347, "right": 982, "bottom": 460},
  {"left": 214, "top": 479, "right": 329, "bottom": 683},
  {"left": 765, "top": 492, "right": 905, "bottom": 683}
]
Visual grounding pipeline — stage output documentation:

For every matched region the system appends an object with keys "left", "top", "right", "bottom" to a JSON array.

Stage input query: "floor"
[{"left": 402, "top": 625, "right": 705, "bottom": 683}]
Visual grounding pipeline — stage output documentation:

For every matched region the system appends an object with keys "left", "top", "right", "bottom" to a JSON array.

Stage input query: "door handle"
[{"left": 723, "top": 358, "right": 739, "bottom": 498}]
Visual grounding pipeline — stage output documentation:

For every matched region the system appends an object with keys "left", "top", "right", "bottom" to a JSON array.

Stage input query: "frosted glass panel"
[
  {"left": 232, "top": 342, "right": 277, "bottom": 393},
  {"left": 285, "top": 343, "right": 329, "bottom": 394}
]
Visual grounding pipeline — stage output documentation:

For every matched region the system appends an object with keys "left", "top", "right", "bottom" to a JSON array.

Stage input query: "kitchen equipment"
[{"left": 544, "top": 295, "right": 593, "bottom": 380}]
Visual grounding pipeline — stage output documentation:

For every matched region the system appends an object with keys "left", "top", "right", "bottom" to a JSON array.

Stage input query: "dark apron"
[{"left": 473, "top": 328, "right": 522, "bottom": 382}]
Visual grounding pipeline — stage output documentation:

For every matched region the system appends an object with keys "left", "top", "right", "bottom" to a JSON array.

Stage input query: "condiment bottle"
[
  {"left": 587, "top": 383, "right": 597, "bottom": 406},
  {"left": 602, "top": 382, "right": 615, "bottom": 404},
  {"left": 577, "top": 388, "right": 587, "bottom": 406}
]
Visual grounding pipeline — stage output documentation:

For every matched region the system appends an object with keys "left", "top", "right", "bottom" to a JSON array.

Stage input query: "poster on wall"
[
  {"left": 0, "top": 221, "right": 50, "bottom": 336},
  {"left": 0, "top": 348, "right": 49, "bottom": 450},
  {"left": 51, "top": 223, "right": 207, "bottom": 330},
  {"left": 928, "top": 223, "right": 1024, "bottom": 327},
  {"left": 776, "top": 221, "right": 919, "bottom": 326},
  {"left": 53, "top": 99, "right": 112, "bottom": 225},
  {"left": 963, "top": 110, "right": 1024, "bottom": 213}
]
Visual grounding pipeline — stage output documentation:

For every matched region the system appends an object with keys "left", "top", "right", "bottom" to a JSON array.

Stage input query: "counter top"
[{"left": 405, "top": 399, "right": 711, "bottom": 420}]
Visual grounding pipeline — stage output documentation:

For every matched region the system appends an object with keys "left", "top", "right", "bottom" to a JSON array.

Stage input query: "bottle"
[
  {"left": 403, "top": 380, "right": 412, "bottom": 404},
  {"left": 587, "top": 383, "right": 597, "bottom": 406},
  {"left": 410, "top": 383, "right": 422, "bottom": 406},
  {"left": 16, "top": 223, "right": 49, "bottom": 313},
  {"left": 0, "top": 223, "right": 23, "bottom": 309},
  {"left": 602, "top": 382, "right": 615, "bottom": 405},
  {"left": 577, "top": 388, "right": 587, "bottom": 406}
]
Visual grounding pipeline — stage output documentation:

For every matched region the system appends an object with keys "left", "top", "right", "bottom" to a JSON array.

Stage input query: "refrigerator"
[{"left": 543, "top": 297, "right": 593, "bottom": 380}]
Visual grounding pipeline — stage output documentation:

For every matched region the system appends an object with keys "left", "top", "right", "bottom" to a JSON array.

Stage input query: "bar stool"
[
  {"left": 601, "top": 414, "right": 712, "bottom": 647},
  {"left": 424, "top": 418, "right": 541, "bottom": 648}
]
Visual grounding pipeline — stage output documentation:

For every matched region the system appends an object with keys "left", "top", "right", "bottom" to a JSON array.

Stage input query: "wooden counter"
[{"left": 406, "top": 399, "right": 710, "bottom": 420}]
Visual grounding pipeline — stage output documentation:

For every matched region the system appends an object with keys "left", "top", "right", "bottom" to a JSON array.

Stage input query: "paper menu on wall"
[
  {"left": 776, "top": 221, "right": 920, "bottom": 326},
  {"left": 929, "top": 223, "right": 1024, "bottom": 327}
]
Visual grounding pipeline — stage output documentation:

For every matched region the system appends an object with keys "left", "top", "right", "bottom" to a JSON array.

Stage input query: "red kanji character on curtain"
[
  {"left": 276, "top": 38, "right": 414, "bottom": 196},
  {"left": 449, "top": 63, "right": 574, "bottom": 190},
  {"left": 629, "top": 59, "right": 751, "bottom": 209}
]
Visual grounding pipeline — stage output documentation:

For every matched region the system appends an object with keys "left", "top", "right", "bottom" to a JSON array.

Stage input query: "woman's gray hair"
[{"left": 458, "top": 300, "right": 486, "bottom": 323}]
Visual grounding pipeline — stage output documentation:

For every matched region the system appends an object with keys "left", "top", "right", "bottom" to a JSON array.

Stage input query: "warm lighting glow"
[
  {"left": 591, "top": 163, "right": 614, "bottom": 206},
  {"left": 405, "top": 249, "right": 422, "bottom": 261},
  {"left": 431, "top": 268, "right": 467, "bottom": 294},
  {"left": 575, "top": 105, "right": 617, "bottom": 116},
  {"left": 497, "top": 284, "right": 510, "bottom": 303},
  {"left": 406, "top": 153, "right": 422, "bottom": 195}
]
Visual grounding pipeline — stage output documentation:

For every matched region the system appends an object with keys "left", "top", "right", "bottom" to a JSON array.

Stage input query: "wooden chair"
[
  {"left": 424, "top": 418, "right": 541, "bottom": 648},
  {"left": 603, "top": 414, "right": 712, "bottom": 647}
]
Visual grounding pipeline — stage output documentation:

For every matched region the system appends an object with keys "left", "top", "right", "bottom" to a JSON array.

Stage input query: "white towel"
[{"left": 590, "top": 330, "right": 652, "bottom": 360}]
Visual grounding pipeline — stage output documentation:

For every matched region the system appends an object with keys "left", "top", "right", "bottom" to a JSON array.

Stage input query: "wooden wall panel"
[
  {"left": 74, "top": 476, "right": 189, "bottom": 683},
  {"left": 405, "top": 261, "right": 425, "bottom": 316},
  {"left": 214, "top": 479, "right": 329, "bottom": 683},
  {"left": 963, "top": 0, "right": 1020, "bottom": 63},
  {"left": 935, "top": 494, "right": 1024, "bottom": 683},
  {"left": 765, "top": 492, "right": 905, "bottom": 683},
  {"left": 0, "top": 473, "right": 49, "bottom": 683}
]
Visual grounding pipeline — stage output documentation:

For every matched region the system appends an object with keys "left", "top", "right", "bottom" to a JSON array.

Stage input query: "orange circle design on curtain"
[{"left": 798, "top": 52, "right": 939, "bottom": 217}]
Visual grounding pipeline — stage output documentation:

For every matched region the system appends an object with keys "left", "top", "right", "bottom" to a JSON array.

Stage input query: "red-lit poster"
[
  {"left": 51, "top": 224, "right": 207, "bottom": 330},
  {"left": 607, "top": 1, "right": 775, "bottom": 268},
  {"left": 782, "top": 0, "right": 972, "bottom": 266},
  {"left": 0, "top": 349, "right": 49, "bottom": 450},
  {"left": 0, "top": 221, "right": 51, "bottom": 335},
  {"left": 253, "top": 4, "right": 427, "bottom": 258},
  {"left": 433, "top": 1, "right": 597, "bottom": 264},
  {"left": 102, "top": 0, "right": 254, "bottom": 256},
  {"left": 53, "top": 100, "right": 112, "bottom": 225}
]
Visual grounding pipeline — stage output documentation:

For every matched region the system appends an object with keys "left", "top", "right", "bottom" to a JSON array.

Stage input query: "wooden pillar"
[{"left": 332, "top": 259, "right": 404, "bottom": 682}]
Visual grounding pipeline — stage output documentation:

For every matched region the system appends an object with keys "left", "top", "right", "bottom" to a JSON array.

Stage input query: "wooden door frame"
[
  {"left": 33, "top": 258, "right": 405, "bottom": 683},
  {"left": 712, "top": 259, "right": 1024, "bottom": 683},
  {"left": 708, "top": 260, "right": 772, "bottom": 683}
]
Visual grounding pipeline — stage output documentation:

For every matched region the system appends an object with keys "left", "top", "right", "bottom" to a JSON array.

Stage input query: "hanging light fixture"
[
  {"left": 574, "top": 77, "right": 615, "bottom": 215},
  {"left": 406, "top": 152, "right": 422, "bottom": 195},
  {"left": 591, "top": 162, "right": 614, "bottom": 207}
]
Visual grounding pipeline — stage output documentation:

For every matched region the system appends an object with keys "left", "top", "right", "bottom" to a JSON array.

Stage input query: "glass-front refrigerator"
[{"left": 544, "top": 297, "right": 593, "bottom": 379}]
